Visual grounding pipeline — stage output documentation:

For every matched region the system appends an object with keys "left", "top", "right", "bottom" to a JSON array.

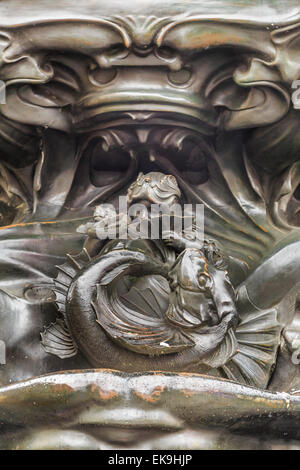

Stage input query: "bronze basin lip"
[
  {"left": 0, "top": 0, "right": 299, "bottom": 27},
  {"left": 1, "top": 368, "right": 300, "bottom": 440}
]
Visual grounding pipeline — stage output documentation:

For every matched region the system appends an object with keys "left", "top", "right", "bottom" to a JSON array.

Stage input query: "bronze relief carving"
[{"left": 0, "top": 0, "right": 300, "bottom": 450}]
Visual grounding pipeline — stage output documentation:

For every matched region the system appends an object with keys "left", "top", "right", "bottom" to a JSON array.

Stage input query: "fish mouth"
[{"left": 1, "top": 368, "right": 300, "bottom": 450}]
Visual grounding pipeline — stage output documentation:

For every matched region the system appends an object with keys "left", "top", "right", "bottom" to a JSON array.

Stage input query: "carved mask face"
[{"left": 1, "top": 0, "right": 300, "bottom": 451}]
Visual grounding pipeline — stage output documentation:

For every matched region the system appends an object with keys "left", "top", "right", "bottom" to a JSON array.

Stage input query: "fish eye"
[
  {"left": 198, "top": 273, "right": 211, "bottom": 289},
  {"left": 213, "top": 254, "right": 227, "bottom": 270},
  {"left": 168, "top": 175, "right": 176, "bottom": 184}
]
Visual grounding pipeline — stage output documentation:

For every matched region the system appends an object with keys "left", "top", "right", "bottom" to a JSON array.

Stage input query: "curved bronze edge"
[
  {"left": 0, "top": 0, "right": 299, "bottom": 26},
  {"left": 0, "top": 369, "right": 299, "bottom": 437}
]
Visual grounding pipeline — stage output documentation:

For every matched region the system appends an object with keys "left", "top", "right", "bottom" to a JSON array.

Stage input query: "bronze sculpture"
[{"left": 0, "top": 0, "right": 300, "bottom": 450}]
